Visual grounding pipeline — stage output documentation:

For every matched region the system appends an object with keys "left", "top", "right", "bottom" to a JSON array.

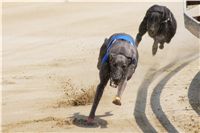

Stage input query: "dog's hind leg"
[
  {"left": 88, "top": 64, "right": 109, "bottom": 123},
  {"left": 159, "top": 42, "right": 164, "bottom": 49},
  {"left": 152, "top": 40, "right": 158, "bottom": 56},
  {"left": 112, "top": 78, "right": 127, "bottom": 106},
  {"left": 97, "top": 38, "right": 108, "bottom": 70}
]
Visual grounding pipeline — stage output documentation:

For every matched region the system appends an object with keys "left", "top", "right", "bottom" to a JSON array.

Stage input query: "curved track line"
[
  {"left": 150, "top": 57, "right": 198, "bottom": 133},
  {"left": 134, "top": 68, "right": 157, "bottom": 133},
  {"left": 188, "top": 71, "right": 200, "bottom": 116},
  {"left": 134, "top": 63, "right": 176, "bottom": 133},
  {"left": 134, "top": 54, "right": 198, "bottom": 133}
]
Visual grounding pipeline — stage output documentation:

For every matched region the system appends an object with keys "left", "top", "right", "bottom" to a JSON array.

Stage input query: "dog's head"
[
  {"left": 108, "top": 52, "right": 135, "bottom": 87},
  {"left": 147, "top": 11, "right": 162, "bottom": 36}
]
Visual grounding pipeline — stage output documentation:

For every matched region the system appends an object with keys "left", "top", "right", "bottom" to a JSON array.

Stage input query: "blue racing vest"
[{"left": 101, "top": 34, "right": 135, "bottom": 64}]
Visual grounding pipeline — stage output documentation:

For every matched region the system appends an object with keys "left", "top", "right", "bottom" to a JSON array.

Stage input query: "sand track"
[
  {"left": 134, "top": 61, "right": 178, "bottom": 133},
  {"left": 134, "top": 54, "right": 199, "bottom": 133},
  {"left": 150, "top": 56, "right": 198, "bottom": 133},
  {"left": 2, "top": 2, "right": 200, "bottom": 133}
]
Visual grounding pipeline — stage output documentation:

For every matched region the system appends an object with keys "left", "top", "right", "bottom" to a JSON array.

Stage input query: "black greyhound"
[
  {"left": 87, "top": 33, "right": 138, "bottom": 123},
  {"left": 136, "top": 5, "right": 177, "bottom": 55}
]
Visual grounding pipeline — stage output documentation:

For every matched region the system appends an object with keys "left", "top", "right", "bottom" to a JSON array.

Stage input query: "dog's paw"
[
  {"left": 159, "top": 44, "right": 164, "bottom": 49},
  {"left": 135, "top": 41, "right": 140, "bottom": 47},
  {"left": 86, "top": 117, "right": 95, "bottom": 125},
  {"left": 112, "top": 97, "right": 121, "bottom": 106}
]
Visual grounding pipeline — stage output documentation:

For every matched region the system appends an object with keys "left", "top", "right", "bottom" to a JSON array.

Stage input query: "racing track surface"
[{"left": 2, "top": 2, "right": 200, "bottom": 133}]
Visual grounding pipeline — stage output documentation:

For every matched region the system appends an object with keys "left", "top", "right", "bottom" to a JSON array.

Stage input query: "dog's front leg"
[
  {"left": 88, "top": 81, "right": 107, "bottom": 121},
  {"left": 112, "top": 78, "right": 127, "bottom": 106},
  {"left": 88, "top": 64, "right": 109, "bottom": 123},
  {"left": 136, "top": 16, "right": 148, "bottom": 46},
  {"left": 152, "top": 40, "right": 158, "bottom": 56}
]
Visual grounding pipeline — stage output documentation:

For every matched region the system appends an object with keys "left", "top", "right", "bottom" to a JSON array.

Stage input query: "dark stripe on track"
[
  {"left": 188, "top": 71, "right": 200, "bottom": 116},
  {"left": 134, "top": 62, "right": 176, "bottom": 133},
  {"left": 150, "top": 57, "right": 198, "bottom": 133}
]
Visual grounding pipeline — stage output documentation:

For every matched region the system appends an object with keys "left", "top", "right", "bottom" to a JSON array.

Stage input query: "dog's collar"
[
  {"left": 162, "top": 17, "right": 170, "bottom": 23},
  {"left": 161, "top": 13, "right": 172, "bottom": 23},
  {"left": 101, "top": 34, "right": 135, "bottom": 64}
]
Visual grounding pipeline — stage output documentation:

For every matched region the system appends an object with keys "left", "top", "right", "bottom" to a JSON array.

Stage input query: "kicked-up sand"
[{"left": 2, "top": 2, "right": 200, "bottom": 133}]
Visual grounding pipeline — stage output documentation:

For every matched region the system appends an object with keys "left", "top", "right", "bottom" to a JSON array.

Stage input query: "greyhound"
[
  {"left": 87, "top": 33, "right": 138, "bottom": 123},
  {"left": 135, "top": 5, "right": 177, "bottom": 55}
]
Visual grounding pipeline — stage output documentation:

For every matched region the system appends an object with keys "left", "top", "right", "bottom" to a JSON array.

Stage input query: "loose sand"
[{"left": 2, "top": 2, "right": 200, "bottom": 133}]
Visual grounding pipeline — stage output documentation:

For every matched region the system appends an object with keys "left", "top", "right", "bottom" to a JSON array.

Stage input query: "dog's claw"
[{"left": 112, "top": 96, "right": 121, "bottom": 106}]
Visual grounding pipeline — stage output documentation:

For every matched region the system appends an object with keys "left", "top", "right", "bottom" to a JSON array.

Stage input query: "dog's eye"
[
  {"left": 122, "top": 65, "right": 126, "bottom": 69},
  {"left": 132, "top": 59, "right": 136, "bottom": 64},
  {"left": 113, "top": 63, "right": 117, "bottom": 67}
]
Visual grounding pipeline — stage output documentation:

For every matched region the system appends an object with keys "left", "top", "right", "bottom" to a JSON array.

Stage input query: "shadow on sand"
[{"left": 70, "top": 111, "right": 113, "bottom": 128}]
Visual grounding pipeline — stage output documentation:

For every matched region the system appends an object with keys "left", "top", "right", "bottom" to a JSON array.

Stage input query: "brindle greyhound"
[
  {"left": 135, "top": 5, "right": 177, "bottom": 55},
  {"left": 87, "top": 33, "right": 138, "bottom": 123}
]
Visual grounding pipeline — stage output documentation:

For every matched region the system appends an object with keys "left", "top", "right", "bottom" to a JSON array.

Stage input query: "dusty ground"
[{"left": 2, "top": 2, "right": 200, "bottom": 133}]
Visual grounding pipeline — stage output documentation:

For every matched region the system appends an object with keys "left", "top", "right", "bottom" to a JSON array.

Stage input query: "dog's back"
[{"left": 98, "top": 33, "right": 138, "bottom": 70}]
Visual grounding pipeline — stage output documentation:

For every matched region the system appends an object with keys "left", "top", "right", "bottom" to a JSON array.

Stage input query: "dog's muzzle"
[{"left": 110, "top": 78, "right": 118, "bottom": 88}]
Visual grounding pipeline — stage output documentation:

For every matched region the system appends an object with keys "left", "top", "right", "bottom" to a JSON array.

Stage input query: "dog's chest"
[{"left": 155, "top": 34, "right": 166, "bottom": 43}]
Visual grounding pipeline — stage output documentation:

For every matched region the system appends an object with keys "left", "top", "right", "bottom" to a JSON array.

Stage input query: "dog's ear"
[
  {"left": 109, "top": 53, "right": 116, "bottom": 61},
  {"left": 162, "top": 7, "right": 171, "bottom": 22},
  {"left": 104, "top": 38, "right": 108, "bottom": 45},
  {"left": 162, "top": 10, "right": 165, "bottom": 19},
  {"left": 104, "top": 38, "right": 108, "bottom": 42}
]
